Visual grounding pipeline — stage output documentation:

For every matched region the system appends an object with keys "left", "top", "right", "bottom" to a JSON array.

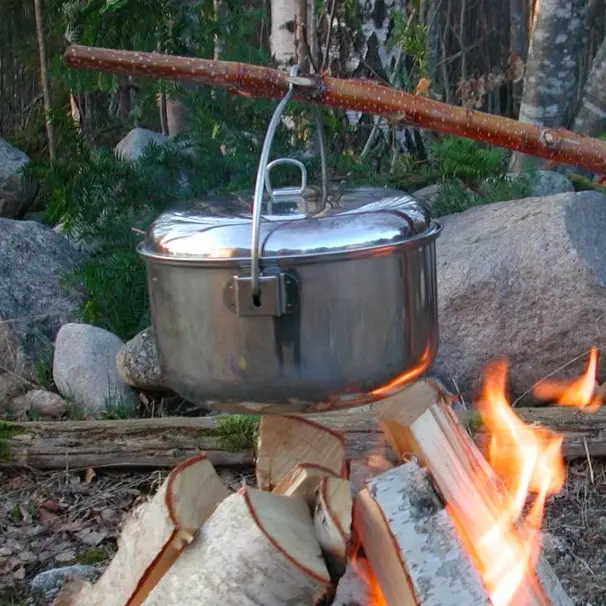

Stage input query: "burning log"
[
  {"left": 355, "top": 460, "right": 492, "bottom": 605},
  {"left": 141, "top": 487, "right": 331, "bottom": 606},
  {"left": 256, "top": 414, "right": 347, "bottom": 490},
  {"left": 63, "top": 45, "right": 606, "bottom": 174},
  {"left": 55, "top": 455, "right": 228, "bottom": 606},
  {"left": 371, "top": 370, "right": 574, "bottom": 606}
]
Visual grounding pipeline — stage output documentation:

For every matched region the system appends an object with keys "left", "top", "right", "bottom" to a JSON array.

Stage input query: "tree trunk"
[
  {"left": 213, "top": 0, "right": 227, "bottom": 60},
  {"left": 33, "top": 0, "right": 56, "bottom": 160},
  {"left": 509, "top": 0, "right": 529, "bottom": 61},
  {"left": 271, "top": 0, "right": 297, "bottom": 65},
  {"left": 572, "top": 34, "right": 606, "bottom": 139},
  {"left": 510, "top": 0, "right": 587, "bottom": 171}
]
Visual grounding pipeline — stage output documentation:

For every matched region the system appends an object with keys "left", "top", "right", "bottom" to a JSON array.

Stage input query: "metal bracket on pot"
[
  {"left": 223, "top": 272, "right": 299, "bottom": 317},
  {"left": 223, "top": 63, "right": 327, "bottom": 317}
]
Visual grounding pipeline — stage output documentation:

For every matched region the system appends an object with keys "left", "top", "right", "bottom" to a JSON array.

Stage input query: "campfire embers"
[{"left": 54, "top": 352, "right": 602, "bottom": 606}]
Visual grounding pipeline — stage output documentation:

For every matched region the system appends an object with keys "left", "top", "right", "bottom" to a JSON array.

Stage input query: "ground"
[{"left": 0, "top": 460, "right": 604, "bottom": 605}]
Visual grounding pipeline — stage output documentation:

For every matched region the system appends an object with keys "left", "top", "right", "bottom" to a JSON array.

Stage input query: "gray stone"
[
  {"left": 115, "top": 127, "right": 169, "bottom": 162},
  {"left": 30, "top": 564, "right": 99, "bottom": 600},
  {"left": 116, "top": 326, "right": 167, "bottom": 390},
  {"left": 432, "top": 191, "right": 606, "bottom": 402},
  {"left": 0, "top": 219, "right": 83, "bottom": 382},
  {"left": 413, "top": 183, "right": 441, "bottom": 207},
  {"left": 12, "top": 389, "right": 67, "bottom": 418},
  {"left": 0, "top": 373, "right": 27, "bottom": 406},
  {"left": 0, "top": 138, "right": 37, "bottom": 218},
  {"left": 508, "top": 170, "right": 575, "bottom": 197},
  {"left": 53, "top": 323, "right": 138, "bottom": 416}
]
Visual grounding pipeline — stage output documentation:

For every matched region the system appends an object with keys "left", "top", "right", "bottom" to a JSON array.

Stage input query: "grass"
[
  {"left": 212, "top": 414, "right": 260, "bottom": 452},
  {"left": 0, "top": 421, "right": 25, "bottom": 461}
]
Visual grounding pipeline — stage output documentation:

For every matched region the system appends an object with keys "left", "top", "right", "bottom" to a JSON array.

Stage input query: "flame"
[
  {"left": 349, "top": 548, "right": 388, "bottom": 606},
  {"left": 472, "top": 360, "right": 566, "bottom": 605},
  {"left": 532, "top": 347, "right": 603, "bottom": 411}
]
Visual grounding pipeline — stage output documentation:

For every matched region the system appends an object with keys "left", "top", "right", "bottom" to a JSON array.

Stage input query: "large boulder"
[
  {"left": 433, "top": 191, "right": 606, "bottom": 402},
  {"left": 0, "top": 138, "right": 36, "bottom": 217},
  {"left": 0, "top": 219, "right": 83, "bottom": 382},
  {"left": 53, "top": 323, "right": 138, "bottom": 416}
]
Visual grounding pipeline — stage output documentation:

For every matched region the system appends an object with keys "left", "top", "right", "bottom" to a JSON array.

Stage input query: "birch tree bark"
[
  {"left": 271, "top": 0, "right": 297, "bottom": 65},
  {"left": 572, "top": 35, "right": 606, "bottom": 138},
  {"left": 510, "top": 0, "right": 588, "bottom": 171}
]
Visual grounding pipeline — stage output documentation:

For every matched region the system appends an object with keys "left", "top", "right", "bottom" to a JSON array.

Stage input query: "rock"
[
  {"left": 0, "top": 138, "right": 36, "bottom": 218},
  {"left": 53, "top": 323, "right": 138, "bottom": 416},
  {"left": 413, "top": 183, "right": 441, "bottom": 207},
  {"left": 432, "top": 191, "right": 606, "bottom": 402},
  {"left": 12, "top": 389, "right": 67, "bottom": 419},
  {"left": 115, "top": 127, "right": 169, "bottom": 162},
  {"left": 508, "top": 170, "right": 575, "bottom": 197},
  {"left": 30, "top": 564, "right": 99, "bottom": 601},
  {"left": 0, "top": 373, "right": 27, "bottom": 406},
  {"left": 0, "top": 219, "right": 83, "bottom": 382},
  {"left": 116, "top": 326, "right": 167, "bottom": 390}
]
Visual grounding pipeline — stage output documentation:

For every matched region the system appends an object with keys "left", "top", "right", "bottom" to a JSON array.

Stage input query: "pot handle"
[{"left": 250, "top": 64, "right": 328, "bottom": 300}]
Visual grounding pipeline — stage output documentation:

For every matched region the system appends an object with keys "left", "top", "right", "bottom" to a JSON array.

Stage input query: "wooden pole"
[{"left": 63, "top": 44, "right": 606, "bottom": 174}]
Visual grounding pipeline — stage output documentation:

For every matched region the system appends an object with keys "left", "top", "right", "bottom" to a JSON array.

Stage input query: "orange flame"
[
  {"left": 473, "top": 360, "right": 566, "bottom": 605},
  {"left": 532, "top": 347, "right": 603, "bottom": 411}
]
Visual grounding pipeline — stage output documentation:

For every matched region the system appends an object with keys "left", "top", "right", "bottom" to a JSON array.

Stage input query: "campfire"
[{"left": 55, "top": 350, "right": 602, "bottom": 606}]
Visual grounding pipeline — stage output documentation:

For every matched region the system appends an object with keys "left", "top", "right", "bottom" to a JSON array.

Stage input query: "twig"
[
  {"left": 321, "top": 0, "right": 337, "bottom": 73},
  {"left": 583, "top": 438, "right": 595, "bottom": 484}
]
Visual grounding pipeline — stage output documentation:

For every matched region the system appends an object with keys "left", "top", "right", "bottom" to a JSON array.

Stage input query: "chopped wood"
[
  {"left": 256, "top": 415, "right": 346, "bottom": 491},
  {"left": 355, "top": 460, "right": 492, "bottom": 606},
  {"left": 55, "top": 455, "right": 229, "bottom": 606},
  {"left": 64, "top": 45, "right": 606, "bottom": 174},
  {"left": 331, "top": 561, "right": 370, "bottom": 606},
  {"left": 142, "top": 486, "right": 331, "bottom": 606},
  {"left": 313, "top": 477, "right": 352, "bottom": 567},
  {"left": 2, "top": 398, "right": 605, "bottom": 471},
  {"left": 373, "top": 398, "right": 574, "bottom": 606},
  {"left": 272, "top": 463, "right": 339, "bottom": 500}
]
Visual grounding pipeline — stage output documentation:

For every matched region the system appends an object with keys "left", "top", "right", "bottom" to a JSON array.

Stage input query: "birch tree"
[
  {"left": 271, "top": 0, "right": 297, "bottom": 65},
  {"left": 510, "top": 0, "right": 588, "bottom": 171},
  {"left": 572, "top": 35, "right": 606, "bottom": 138}
]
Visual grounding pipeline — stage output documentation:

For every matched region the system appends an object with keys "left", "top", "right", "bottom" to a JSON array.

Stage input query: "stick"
[
  {"left": 373, "top": 399, "right": 574, "bottom": 605},
  {"left": 355, "top": 461, "right": 492, "bottom": 606},
  {"left": 141, "top": 487, "right": 331, "bottom": 606},
  {"left": 256, "top": 415, "right": 346, "bottom": 490},
  {"left": 55, "top": 455, "right": 229, "bottom": 606},
  {"left": 63, "top": 45, "right": 606, "bottom": 173}
]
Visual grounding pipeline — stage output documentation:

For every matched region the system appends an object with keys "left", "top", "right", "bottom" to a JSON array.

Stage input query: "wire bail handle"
[{"left": 249, "top": 64, "right": 328, "bottom": 299}]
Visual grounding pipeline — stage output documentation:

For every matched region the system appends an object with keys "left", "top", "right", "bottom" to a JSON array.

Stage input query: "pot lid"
[{"left": 139, "top": 186, "right": 435, "bottom": 262}]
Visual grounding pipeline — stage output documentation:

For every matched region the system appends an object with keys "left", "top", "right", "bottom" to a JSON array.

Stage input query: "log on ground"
[{"left": 2, "top": 399, "right": 606, "bottom": 470}]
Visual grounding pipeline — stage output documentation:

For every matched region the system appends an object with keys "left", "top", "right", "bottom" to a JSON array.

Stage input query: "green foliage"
[
  {"left": 212, "top": 414, "right": 260, "bottom": 452},
  {"left": 0, "top": 421, "right": 24, "bottom": 461}
]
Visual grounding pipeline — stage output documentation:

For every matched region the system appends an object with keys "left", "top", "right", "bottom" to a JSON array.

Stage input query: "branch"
[{"left": 63, "top": 45, "right": 606, "bottom": 173}]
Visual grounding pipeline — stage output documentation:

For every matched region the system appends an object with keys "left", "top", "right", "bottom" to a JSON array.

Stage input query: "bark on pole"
[{"left": 63, "top": 45, "right": 606, "bottom": 174}]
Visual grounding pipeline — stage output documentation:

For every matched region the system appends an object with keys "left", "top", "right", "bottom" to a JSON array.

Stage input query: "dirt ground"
[{"left": 1, "top": 460, "right": 605, "bottom": 605}]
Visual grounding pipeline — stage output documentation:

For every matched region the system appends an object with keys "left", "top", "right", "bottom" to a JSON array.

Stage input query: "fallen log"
[
  {"left": 55, "top": 455, "right": 228, "bottom": 606},
  {"left": 355, "top": 460, "right": 491, "bottom": 605},
  {"left": 1, "top": 403, "right": 606, "bottom": 471},
  {"left": 141, "top": 486, "right": 331, "bottom": 605},
  {"left": 63, "top": 45, "right": 606, "bottom": 174}
]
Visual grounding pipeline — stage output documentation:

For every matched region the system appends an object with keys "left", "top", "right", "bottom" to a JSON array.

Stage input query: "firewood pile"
[{"left": 50, "top": 376, "right": 582, "bottom": 606}]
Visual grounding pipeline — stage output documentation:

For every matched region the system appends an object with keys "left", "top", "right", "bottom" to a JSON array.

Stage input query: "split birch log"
[
  {"left": 313, "top": 477, "right": 352, "bottom": 567},
  {"left": 256, "top": 415, "right": 346, "bottom": 490},
  {"left": 142, "top": 486, "right": 331, "bottom": 606},
  {"left": 55, "top": 455, "right": 229, "bottom": 606},
  {"left": 355, "top": 461, "right": 492, "bottom": 606},
  {"left": 331, "top": 561, "right": 371, "bottom": 606},
  {"left": 373, "top": 398, "right": 574, "bottom": 606},
  {"left": 63, "top": 45, "right": 606, "bottom": 173},
  {"left": 272, "top": 463, "right": 339, "bottom": 499}
]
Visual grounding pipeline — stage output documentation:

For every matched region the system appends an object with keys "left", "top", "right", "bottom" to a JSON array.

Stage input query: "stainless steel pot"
[{"left": 138, "top": 66, "right": 442, "bottom": 414}]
